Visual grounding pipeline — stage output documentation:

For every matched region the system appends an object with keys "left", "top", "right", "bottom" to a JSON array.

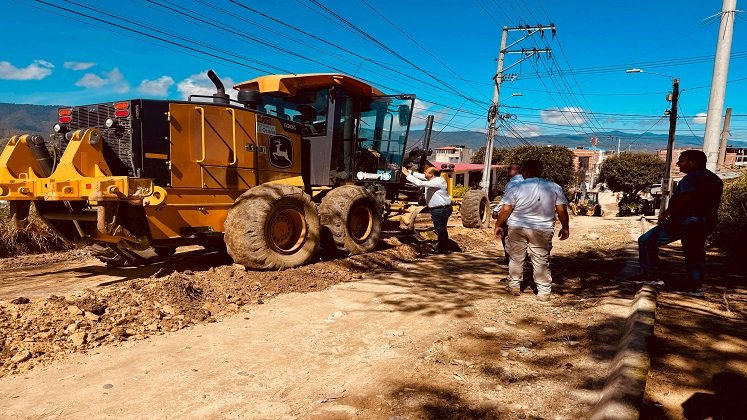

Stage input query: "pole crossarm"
[
  {"left": 503, "top": 25, "right": 555, "bottom": 50},
  {"left": 501, "top": 50, "right": 552, "bottom": 74}
]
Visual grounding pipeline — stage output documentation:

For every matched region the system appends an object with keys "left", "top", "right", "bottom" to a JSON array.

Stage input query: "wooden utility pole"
[
  {"left": 659, "top": 78, "right": 679, "bottom": 220},
  {"left": 717, "top": 107, "right": 732, "bottom": 168}
]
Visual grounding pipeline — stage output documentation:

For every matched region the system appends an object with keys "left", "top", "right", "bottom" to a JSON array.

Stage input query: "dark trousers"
[
  {"left": 500, "top": 222, "right": 509, "bottom": 262},
  {"left": 430, "top": 206, "right": 453, "bottom": 252},
  {"left": 638, "top": 216, "right": 713, "bottom": 290}
]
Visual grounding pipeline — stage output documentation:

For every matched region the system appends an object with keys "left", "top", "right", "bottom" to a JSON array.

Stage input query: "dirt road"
[
  {"left": 0, "top": 214, "right": 642, "bottom": 419},
  {"left": 6, "top": 211, "right": 741, "bottom": 419}
]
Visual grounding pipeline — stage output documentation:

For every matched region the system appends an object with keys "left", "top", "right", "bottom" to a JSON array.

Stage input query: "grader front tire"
[
  {"left": 224, "top": 184, "right": 320, "bottom": 270},
  {"left": 461, "top": 189, "right": 490, "bottom": 228},
  {"left": 319, "top": 185, "right": 382, "bottom": 255}
]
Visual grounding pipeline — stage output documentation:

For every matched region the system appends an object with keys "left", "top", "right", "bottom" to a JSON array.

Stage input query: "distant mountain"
[
  {"left": 0, "top": 103, "right": 61, "bottom": 138},
  {"left": 412, "top": 129, "right": 747, "bottom": 154},
  {"left": 2, "top": 103, "right": 745, "bottom": 153}
]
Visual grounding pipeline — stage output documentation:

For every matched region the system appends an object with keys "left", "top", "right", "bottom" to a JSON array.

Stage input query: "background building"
[
  {"left": 432, "top": 146, "right": 473, "bottom": 164},
  {"left": 571, "top": 147, "right": 606, "bottom": 190}
]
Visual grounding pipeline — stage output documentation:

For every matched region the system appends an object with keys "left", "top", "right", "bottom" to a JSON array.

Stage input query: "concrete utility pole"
[
  {"left": 660, "top": 78, "right": 680, "bottom": 220},
  {"left": 482, "top": 24, "right": 554, "bottom": 194},
  {"left": 589, "top": 137, "right": 599, "bottom": 190},
  {"left": 718, "top": 107, "right": 732, "bottom": 168},
  {"left": 481, "top": 28, "right": 508, "bottom": 194},
  {"left": 703, "top": 0, "right": 737, "bottom": 172}
]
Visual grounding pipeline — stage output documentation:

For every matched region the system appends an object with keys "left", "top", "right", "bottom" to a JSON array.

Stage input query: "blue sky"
[{"left": 1, "top": 0, "right": 746, "bottom": 150}]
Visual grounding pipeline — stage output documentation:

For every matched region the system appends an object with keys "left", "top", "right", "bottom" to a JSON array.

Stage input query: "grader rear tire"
[
  {"left": 319, "top": 185, "right": 382, "bottom": 255},
  {"left": 224, "top": 184, "right": 320, "bottom": 270},
  {"left": 461, "top": 189, "right": 490, "bottom": 228}
]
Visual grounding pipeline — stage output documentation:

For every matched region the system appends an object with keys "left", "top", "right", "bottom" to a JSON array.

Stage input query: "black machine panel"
[{"left": 134, "top": 100, "right": 170, "bottom": 186}]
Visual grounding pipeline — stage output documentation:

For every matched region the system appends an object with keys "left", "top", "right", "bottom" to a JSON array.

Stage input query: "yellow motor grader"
[{"left": 0, "top": 71, "right": 488, "bottom": 269}]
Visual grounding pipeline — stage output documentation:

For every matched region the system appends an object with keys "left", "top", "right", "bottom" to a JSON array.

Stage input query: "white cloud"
[
  {"left": 75, "top": 68, "right": 130, "bottom": 93},
  {"left": 411, "top": 99, "right": 438, "bottom": 122},
  {"left": 177, "top": 71, "right": 237, "bottom": 101},
  {"left": 693, "top": 112, "right": 707, "bottom": 124},
  {"left": 506, "top": 124, "right": 541, "bottom": 138},
  {"left": 76, "top": 73, "right": 106, "bottom": 89},
  {"left": 138, "top": 76, "right": 174, "bottom": 96},
  {"left": 64, "top": 61, "right": 96, "bottom": 71},
  {"left": 540, "top": 107, "right": 587, "bottom": 126},
  {"left": 0, "top": 60, "right": 54, "bottom": 80}
]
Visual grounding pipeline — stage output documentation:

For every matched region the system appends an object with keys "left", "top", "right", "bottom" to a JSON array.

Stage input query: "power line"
[
  {"left": 359, "top": 0, "right": 489, "bottom": 102},
  {"left": 306, "top": 0, "right": 489, "bottom": 108},
  {"left": 32, "top": 0, "right": 278, "bottom": 74},
  {"left": 225, "top": 0, "right": 484, "bottom": 105},
  {"left": 622, "top": 116, "right": 668, "bottom": 150}
]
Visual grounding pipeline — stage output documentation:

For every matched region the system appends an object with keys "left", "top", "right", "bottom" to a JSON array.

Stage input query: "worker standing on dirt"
[
  {"left": 493, "top": 160, "right": 570, "bottom": 301},
  {"left": 402, "top": 166, "right": 452, "bottom": 254},
  {"left": 636, "top": 150, "right": 723, "bottom": 297},
  {"left": 493, "top": 163, "right": 524, "bottom": 263}
]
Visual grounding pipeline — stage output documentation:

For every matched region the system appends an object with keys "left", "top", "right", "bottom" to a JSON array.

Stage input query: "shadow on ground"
[
  {"left": 334, "top": 242, "right": 638, "bottom": 418},
  {"left": 641, "top": 244, "right": 747, "bottom": 419}
]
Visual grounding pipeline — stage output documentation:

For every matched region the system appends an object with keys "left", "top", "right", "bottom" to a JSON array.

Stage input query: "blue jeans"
[
  {"left": 638, "top": 217, "right": 713, "bottom": 289},
  {"left": 430, "top": 206, "right": 453, "bottom": 251}
]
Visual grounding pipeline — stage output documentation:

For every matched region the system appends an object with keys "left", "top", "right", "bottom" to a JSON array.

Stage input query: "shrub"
[
  {"left": 451, "top": 184, "right": 471, "bottom": 199},
  {"left": 712, "top": 172, "right": 747, "bottom": 251}
]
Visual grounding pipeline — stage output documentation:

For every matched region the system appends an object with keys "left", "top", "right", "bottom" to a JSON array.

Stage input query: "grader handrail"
[
  {"left": 195, "top": 106, "right": 206, "bottom": 163},
  {"left": 226, "top": 107, "right": 238, "bottom": 165}
]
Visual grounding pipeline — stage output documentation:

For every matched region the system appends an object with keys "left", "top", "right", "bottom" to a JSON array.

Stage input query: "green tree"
[
  {"left": 503, "top": 145, "right": 576, "bottom": 189},
  {"left": 471, "top": 146, "right": 509, "bottom": 165},
  {"left": 598, "top": 152, "right": 664, "bottom": 203}
]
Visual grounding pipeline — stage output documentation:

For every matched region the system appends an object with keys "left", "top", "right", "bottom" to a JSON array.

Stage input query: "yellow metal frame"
[{"left": 0, "top": 128, "right": 160, "bottom": 203}]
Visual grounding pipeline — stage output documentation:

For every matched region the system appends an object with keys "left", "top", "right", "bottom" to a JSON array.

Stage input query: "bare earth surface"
[{"left": 0, "top": 205, "right": 745, "bottom": 419}]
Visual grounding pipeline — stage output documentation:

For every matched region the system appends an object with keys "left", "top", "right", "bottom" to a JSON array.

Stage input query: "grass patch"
[{"left": 0, "top": 202, "right": 69, "bottom": 257}]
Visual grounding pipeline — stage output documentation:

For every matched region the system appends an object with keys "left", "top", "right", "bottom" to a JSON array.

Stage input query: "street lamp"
[{"left": 626, "top": 68, "right": 680, "bottom": 221}]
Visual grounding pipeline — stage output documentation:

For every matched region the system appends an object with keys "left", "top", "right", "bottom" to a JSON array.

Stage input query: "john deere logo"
[{"left": 269, "top": 135, "right": 293, "bottom": 169}]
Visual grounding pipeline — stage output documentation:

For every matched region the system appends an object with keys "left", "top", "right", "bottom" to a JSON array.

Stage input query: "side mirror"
[{"left": 398, "top": 104, "right": 410, "bottom": 126}]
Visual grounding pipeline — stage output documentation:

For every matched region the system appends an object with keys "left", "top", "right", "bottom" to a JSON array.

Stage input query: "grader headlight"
[{"left": 53, "top": 123, "right": 69, "bottom": 133}]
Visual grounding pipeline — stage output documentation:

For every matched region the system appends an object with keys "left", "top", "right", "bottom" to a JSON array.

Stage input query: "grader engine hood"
[{"left": 165, "top": 103, "right": 303, "bottom": 189}]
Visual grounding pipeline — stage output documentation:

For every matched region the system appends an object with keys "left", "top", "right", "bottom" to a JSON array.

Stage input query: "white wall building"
[{"left": 432, "top": 145, "right": 473, "bottom": 164}]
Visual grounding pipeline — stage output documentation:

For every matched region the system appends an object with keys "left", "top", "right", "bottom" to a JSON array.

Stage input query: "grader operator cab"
[{"left": 1, "top": 70, "right": 484, "bottom": 269}]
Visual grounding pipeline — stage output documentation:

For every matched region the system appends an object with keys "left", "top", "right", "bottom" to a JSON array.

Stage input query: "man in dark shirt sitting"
[{"left": 637, "top": 150, "right": 723, "bottom": 297}]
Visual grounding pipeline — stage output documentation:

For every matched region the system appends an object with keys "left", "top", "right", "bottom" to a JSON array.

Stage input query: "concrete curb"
[{"left": 590, "top": 285, "right": 657, "bottom": 420}]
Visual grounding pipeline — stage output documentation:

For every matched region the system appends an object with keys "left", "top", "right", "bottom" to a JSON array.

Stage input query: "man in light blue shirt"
[
  {"left": 402, "top": 166, "right": 452, "bottom": 253},
  {"left": 494, "top": 160, "right": 570, "bottom": 301},
  {"left": 492, "top": 164, "right": 524, "bottom": 262}
]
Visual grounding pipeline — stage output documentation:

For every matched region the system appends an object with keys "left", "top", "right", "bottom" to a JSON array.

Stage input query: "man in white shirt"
[
  {"left": 492, "top": 164, "right": 524, "bottom": 262},
  {"left": 494, "top": 160, "right": 570, "bottom": 300},
  {"left": 402, "top": 166, "right": 452, "bottom": 253}
]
